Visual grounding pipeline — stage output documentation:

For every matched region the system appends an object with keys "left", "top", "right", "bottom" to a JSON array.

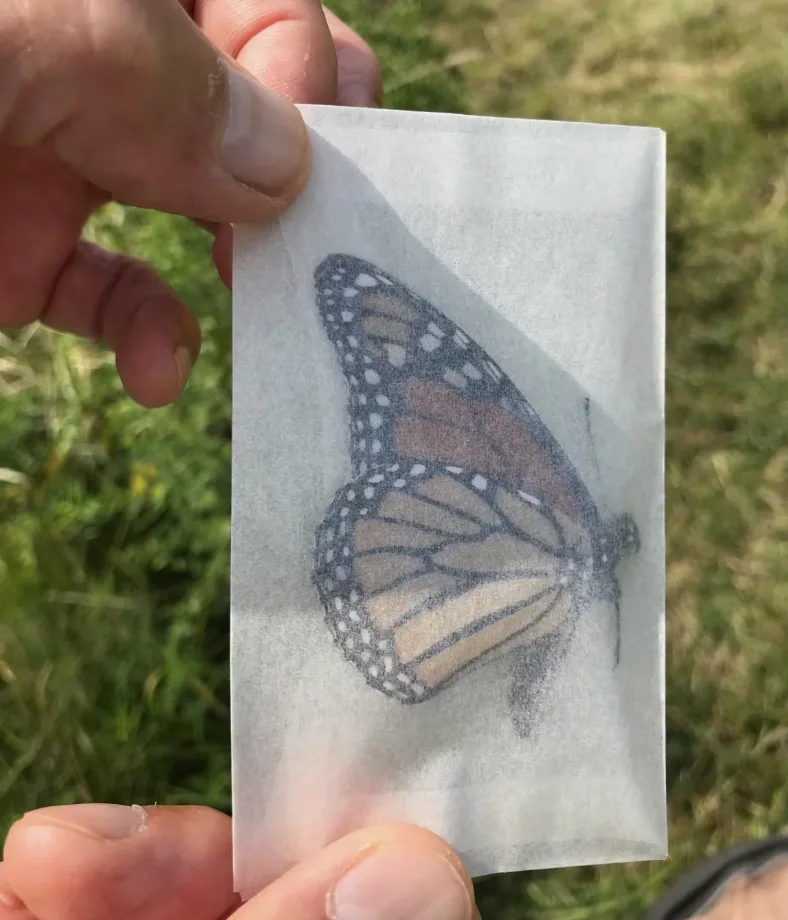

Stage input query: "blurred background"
[{"left": 1, "top": 0, "right": 786, "bottom": 916}]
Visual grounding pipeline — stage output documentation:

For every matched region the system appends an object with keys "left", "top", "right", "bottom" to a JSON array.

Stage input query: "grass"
[{"left": 1, "top": 0, "right": 787, "bottom": 916}]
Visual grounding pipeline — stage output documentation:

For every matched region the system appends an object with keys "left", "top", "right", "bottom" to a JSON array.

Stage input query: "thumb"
[
  {"left": 3, "top": 804, "right": 477, "bottom": 920},
  {"left": 0, "top": 0, "right": 311, "bottom": 222}
]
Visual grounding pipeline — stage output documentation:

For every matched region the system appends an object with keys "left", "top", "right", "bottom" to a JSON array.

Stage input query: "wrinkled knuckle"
[
  {"left": 95, "top": 253, "right": 164, "bottom": 344},
  {"left": 102, "top": 252, "right": 154, "bottom": 304}
]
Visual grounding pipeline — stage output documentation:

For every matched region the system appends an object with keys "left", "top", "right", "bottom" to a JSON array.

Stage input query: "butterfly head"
[{"left": 599, "top": 513, "right": 640, "bottom": 572}]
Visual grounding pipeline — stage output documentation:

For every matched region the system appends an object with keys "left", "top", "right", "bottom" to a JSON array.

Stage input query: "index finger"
[{"left": 194, "top": 0, "right": 338, "bottom": 103}]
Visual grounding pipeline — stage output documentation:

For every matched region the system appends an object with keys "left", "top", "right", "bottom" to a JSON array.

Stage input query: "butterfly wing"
[
  {"left": 312, "top": 254, "right": 634, "bottom": 719},
  {"left": 313, "top": 462, "right": 592, "bottom": 702},
  {"left": 314, "top": 254, "right": 600, "bottom": 530}
]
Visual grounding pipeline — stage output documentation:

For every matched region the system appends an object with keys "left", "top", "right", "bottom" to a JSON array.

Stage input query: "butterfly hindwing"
[{"left": 313, "top": 461, "right": 586, "bottom": 702}]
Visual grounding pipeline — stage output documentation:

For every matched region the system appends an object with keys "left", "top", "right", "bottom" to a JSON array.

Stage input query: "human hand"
[
  {"left": 0, "top": 0, "right": 381, "bottom": 407},
  {"left": 0, "top": 804, "right": 477, "bottom": 920}
]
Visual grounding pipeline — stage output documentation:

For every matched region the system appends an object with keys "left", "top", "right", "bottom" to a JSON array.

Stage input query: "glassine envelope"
[{"left": 231, "top": 105, "right": 666, "bottom": 900}]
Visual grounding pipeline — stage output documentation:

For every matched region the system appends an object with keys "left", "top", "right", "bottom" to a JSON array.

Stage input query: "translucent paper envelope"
[{"left": 231, "top": 105, "right": 666, "bottom": 899}]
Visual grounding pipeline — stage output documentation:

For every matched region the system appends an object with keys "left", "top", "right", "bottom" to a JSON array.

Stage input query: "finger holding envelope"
[
  {"left": 2, "top": 804, "right": 478, "bottom": 920},
  {"left": 0, "top": 0, "right": 381, "bottom": 407},
  {"left": 188, "top": 1, "right": 381, "bottom": 107},
  {"left": 204, "top": 1, "right": 383, "bottom": 288},
  {"left": 0, "top": 0, "right": 311, "bottom": 407}
]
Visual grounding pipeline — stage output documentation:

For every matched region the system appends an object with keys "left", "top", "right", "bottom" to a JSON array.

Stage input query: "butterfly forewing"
[{"left": 314, "top": 254, "right": 599, "bottom": 526}]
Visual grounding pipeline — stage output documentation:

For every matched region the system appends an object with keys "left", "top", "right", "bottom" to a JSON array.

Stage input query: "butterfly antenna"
[{"left": 583, "top": 396, "right": 603, "bottom": 480}]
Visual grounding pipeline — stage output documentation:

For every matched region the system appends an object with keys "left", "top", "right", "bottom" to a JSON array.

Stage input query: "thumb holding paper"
[
  {"left": 0, "top": 0, "right": 315, "bottom": 407},
  {"left": 0, "top": 0, "right": 311, "bottom": 221},
  {"left": 1, "top": 804, "right": 478, "bottom": 920}
]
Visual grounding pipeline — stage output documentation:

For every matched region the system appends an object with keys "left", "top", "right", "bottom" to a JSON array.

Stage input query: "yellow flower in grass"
[{"left": 129, "top": 462, "right": 160, "bottom": 498}]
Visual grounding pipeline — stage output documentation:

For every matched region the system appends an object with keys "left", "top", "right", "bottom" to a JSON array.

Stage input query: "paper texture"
[{"left": 231, "top": 105, "right": 666, "bottom": 900}]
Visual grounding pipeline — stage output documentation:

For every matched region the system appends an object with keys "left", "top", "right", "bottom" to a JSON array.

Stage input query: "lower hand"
[{"left": 0, "top": 804, "right": 477, "bottom": 920}]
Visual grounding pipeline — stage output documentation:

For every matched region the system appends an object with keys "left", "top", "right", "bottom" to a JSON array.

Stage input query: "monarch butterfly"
[{"left": 312, "top": 254, "right": 639, "bottom": 732}]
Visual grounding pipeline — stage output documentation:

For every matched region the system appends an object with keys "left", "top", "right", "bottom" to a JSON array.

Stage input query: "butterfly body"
[{"left": 311, "top": 254, "right": 638, "bottom": 722}]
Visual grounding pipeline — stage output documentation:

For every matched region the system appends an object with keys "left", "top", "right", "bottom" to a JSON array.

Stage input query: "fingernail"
[
  {"left": 329, "top": 846, "right": 473, "bottom": 920},
  {"left": 24, "top": 804, "right": 147, "bottom": 842},
  {"left": 174, "top": 345, "right": 192, "bottom": 388},
  {"left": 222, "top": 64, "right": 308, "bottom": 193}
]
